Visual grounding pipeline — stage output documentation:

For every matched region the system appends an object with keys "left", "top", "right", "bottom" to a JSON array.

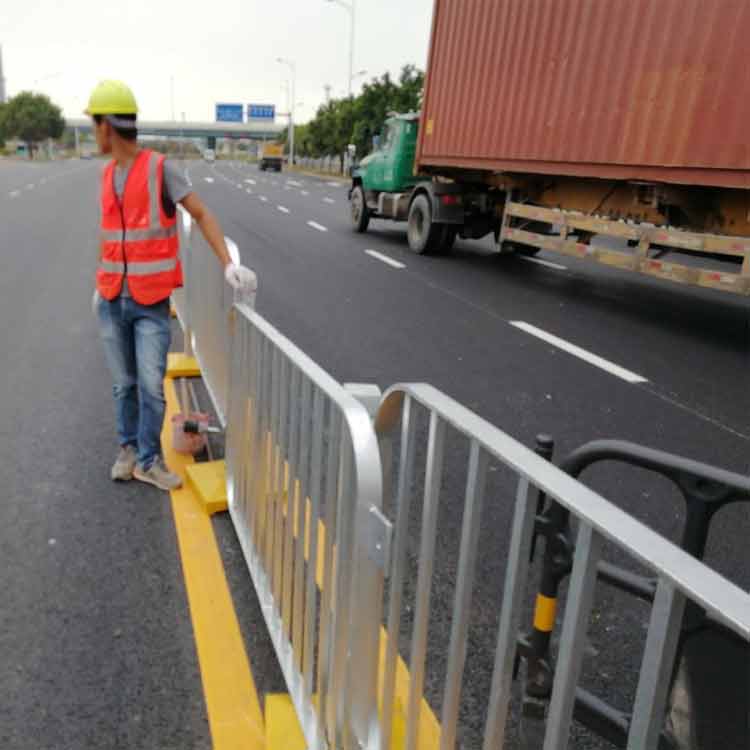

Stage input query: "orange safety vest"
[{"left": 97, "top": 149, "right": 182, "bottom": 305}]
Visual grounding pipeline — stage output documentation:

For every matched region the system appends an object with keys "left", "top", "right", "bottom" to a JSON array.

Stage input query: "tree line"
[
  {"left": 282, "top": 64, "right": 424, "bottom": 162},
  {"left": 0, "top": 92, "right": 65, "bottom": 156}
]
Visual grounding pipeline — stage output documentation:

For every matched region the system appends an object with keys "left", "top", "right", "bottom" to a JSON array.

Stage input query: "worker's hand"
[{"left": 224, "top": 263, "right": 258, "bottom": 293}]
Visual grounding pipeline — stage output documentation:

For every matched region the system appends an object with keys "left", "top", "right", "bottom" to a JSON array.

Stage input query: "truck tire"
[
  {"left": 350, "top": 184, "right": 370, "bottom": 233},
  {"left": 408, "top": 194, "right": 442, "bottom": 254}
]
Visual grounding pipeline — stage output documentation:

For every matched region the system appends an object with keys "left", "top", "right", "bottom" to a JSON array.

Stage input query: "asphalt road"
[{"left": 1, "top": 155, "right": 747, "bottom": 749}]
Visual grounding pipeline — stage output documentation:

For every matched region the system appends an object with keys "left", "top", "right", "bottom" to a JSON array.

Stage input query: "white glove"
[{"left": 224, "top": 263, "right": 258, "bottom": 293}]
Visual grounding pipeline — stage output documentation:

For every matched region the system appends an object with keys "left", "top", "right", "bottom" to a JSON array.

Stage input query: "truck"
[
  {"left": 258, "top": 143, "right": 284, "bottom": 172},
  {"left": 349, "top": 0, "right": 750, "bottom": 298}
]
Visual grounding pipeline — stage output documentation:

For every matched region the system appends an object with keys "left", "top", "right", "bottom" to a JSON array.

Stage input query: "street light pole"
[
  {"left": 277, "top": 57, "right": 296, "bottom": 166},
  {"left": 325, "top": 0, "right": 356, "bottom": 96}
]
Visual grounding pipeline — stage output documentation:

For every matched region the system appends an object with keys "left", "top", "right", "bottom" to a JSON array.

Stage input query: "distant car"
[
  {"left": 203, "top": 149, "right": 216, "bottom": 163},
  {"left": 80, "top": 151, "right": 93, "bottom": 160}
]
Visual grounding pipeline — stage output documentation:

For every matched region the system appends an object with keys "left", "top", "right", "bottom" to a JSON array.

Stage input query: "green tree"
[
  {"left": 2, "top": 91, "right": 65, "bottom": 158},
  {"left": 0, "top": 102, "right": 6, "bottom": 149},
  {"left": 297, "top": 64, "right": 424, "bottom": 160}
]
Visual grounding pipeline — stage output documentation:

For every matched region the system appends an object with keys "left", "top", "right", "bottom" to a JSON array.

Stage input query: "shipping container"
[
  {"left": 417, "top": 0, "right": 750, "bottom": 190},
  {"left": 348, "top": 0, "right": 750, "bottom": 297}
]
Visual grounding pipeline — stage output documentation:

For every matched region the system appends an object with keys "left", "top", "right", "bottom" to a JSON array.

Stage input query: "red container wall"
[{"left": 417, "top": 0, "right": 750, "bottom": 188}]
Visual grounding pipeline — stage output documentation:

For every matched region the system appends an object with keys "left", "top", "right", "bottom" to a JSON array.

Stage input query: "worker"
[{"left": 87, "top": 80, "right": 256, "bottom": 491}]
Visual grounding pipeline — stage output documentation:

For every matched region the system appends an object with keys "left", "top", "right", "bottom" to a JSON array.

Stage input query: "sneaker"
[
  {"left": 133, "top": 457, "right": 183, "bottom": 491},
  {"left": 111, "top": 445, "right": 137, "bottom": 481}
]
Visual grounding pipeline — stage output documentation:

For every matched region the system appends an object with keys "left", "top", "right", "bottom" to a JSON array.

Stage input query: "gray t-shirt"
[{"left": 111, "top": 158, "right": 193, "bottom": 297}]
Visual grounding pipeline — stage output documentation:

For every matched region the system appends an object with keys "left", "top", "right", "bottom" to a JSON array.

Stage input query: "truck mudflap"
[{"left": 500, "top": 197, "right": 750, "bottom": 296}]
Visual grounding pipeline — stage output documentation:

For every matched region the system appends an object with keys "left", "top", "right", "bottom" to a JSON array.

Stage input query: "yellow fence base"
[
  {"left": 167, "top": 352, "right": 201, "bottom": 378},
  {"left": 187, "top": 460, "right": 228, "bottom": 515}
]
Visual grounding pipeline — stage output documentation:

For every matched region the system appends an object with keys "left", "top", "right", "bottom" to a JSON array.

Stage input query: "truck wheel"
[
  {"left": 513, "top": 245, "right": 540, "bottom": 257},
  {"left": 408, "top": 194, "right": 442, "bottom": 254},
  {"left": 350, "top": 185, "right": 370, "bottom": 233}
]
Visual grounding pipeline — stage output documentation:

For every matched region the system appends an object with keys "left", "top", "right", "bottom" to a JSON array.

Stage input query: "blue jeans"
[{"left": 97, "top": 295, "right": 171, "bottom": 470}]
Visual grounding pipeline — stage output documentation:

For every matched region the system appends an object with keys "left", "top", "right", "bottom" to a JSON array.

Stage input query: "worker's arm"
[{"left": 180, "top": 192, "right": 231, "bottom": 267}]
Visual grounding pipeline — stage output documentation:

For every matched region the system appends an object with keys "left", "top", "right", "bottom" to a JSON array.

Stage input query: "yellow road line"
[{"left": 163, "top": 378, "right": 265, "bottom": 750}]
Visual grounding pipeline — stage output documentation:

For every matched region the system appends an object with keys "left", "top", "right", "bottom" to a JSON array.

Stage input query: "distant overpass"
[{"left": 66, "top": 118, "right": 285, "bottom": 140}]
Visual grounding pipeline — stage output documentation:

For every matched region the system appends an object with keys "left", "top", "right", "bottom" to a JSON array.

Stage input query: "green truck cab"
[{"left": 350, "top": 112, "right": 501, "bottom": 254}]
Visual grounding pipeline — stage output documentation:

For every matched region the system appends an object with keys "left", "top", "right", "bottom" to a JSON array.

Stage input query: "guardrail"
[
  {"left": 176, "top": 205, "right": 254, "bottom": 426},
  {"left": 171, "top": 217, "right": 750, "bottom": 749},
  {"left": 225, "top": 302, "right": 386, "bottom": 750},
  {"left": 373, "top": 384, "right": 750, "bottom": 750}
]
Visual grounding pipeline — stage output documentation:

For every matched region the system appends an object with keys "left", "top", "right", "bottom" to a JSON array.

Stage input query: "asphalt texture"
[
  {"left": 1, "top": 155, "right": 748, "bottom": 750},
  {"left": 0, "top": 158, "right": 210, "bottom": 749}
]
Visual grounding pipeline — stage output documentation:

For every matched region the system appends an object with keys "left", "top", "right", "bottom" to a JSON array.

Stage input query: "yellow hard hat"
[{"left": 85, "top": 80, "right": 138, "bottom": 116}]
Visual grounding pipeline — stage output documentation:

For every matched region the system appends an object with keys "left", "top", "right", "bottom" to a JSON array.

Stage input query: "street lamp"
[
  {"left": 324, "top": 0, "right": 356, "bottom": 97},
  {"left": 277, "top": 57, "right": 297, "bottom": 165}
]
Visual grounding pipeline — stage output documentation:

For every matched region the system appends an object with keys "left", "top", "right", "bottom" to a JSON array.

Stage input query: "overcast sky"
[{"left": 2, "top": 0, "right": 434, "bottom": 124}]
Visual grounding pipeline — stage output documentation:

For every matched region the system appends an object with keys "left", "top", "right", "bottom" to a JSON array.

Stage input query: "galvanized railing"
[
  {"left": 225, "top": 302, "right": 386, "bottom": 750},
  {"left": 176, "top": 205, "right": 253, "bottom": 426},
  {"left": 172, "top": 215, "right": 750, "bottom": 749},
  {"left": 373, "top": 384, "right": 750, "bottom": 750}
]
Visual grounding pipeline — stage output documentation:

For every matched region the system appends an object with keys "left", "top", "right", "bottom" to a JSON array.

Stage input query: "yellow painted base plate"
[
  {"left": 186, "top": 460, "right": 228, "bottom": 515},
  {"left": 265, "top": 694, "right": 305, "bottom": 750},
  {"left": 167, "top": 352, "right": 201, "bottom": 379}
]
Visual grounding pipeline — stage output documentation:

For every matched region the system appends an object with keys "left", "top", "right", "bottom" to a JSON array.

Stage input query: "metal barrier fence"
[
  {"left": 225, "top": 302, "right": 386, "bottom": 750},
  {"left": 372, "top": 384, "right": 750, "bottom": 750},
  {"left": 172, "top": 219, "right": 750, "bottom": 748},
  {"left": 176, "top": 205, "right": 253, "bottom": 426}
]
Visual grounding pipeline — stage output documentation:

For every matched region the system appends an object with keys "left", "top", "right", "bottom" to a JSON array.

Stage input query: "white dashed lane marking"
[
  {"left": 277, "top": 205, "right": 290, "bottom": 214},
  {"left": 301, "top": 190, "right": 310, "bottom": 196},
  {"left": 518, "top": 255, "right": 568, "bottom": 271},
  {"left": 204, "top": 177, "right": 214, "bottom": 183},
  {"left": 509, "top": 321, "right": 648, "bottom": 384},
  {"left": 365, "top": 250, "right": 405, "bottom": 269},
  {"left": 307, "top": 221, "right": 327, "bottom": 232},
  {"left": 323, "top": 197, "right": 335, "bottom": 204},
  {"left": 259, "top": 196, "right": 268, "bottom": 202}
]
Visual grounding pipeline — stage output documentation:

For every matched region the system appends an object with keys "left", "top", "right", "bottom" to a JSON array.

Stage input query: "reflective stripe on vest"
[
  {"left": 100, "top": 225, "right": 177, "bottom": 242},
  {"left": 99, "top": 257, "right": 178, "bottom": 275}
]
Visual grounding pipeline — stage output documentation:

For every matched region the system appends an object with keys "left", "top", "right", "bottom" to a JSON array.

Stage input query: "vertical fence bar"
[
  {"left": 405, "top": 412, "right": 447, "bottom": 750},
  {"left": 293, "top": 378, "right": 313, "bottom": 672},
  {"left": 272, "top": 356, "right": 290, "bottom": 608},
  {"left": 481, "top": 476, "right": 537, "bottom": 750},
  {"left": 381, "top": 395, "right": 419, "bottom": 750},
  {"left": 318, "top": 407, "right": 342, "bottom": 744},
  {"left": 329, "top": 433, "right": 356, "bottom": 750},
  {"left": 544, "top": 522, "right": 603, "bottom": 750},
  {"left": 627, "top": 579, "right": 686, "bottom": 750},
  {"left": 303, "top": 387, "right": 325, "bottom": 701},
  {"left": 440, "top": 439, "right": 489, "bottom": 750},
  {"left": 282, "top": 366, "right": 302, "bottom": 643},
  {"left": 265, "top": 345, "right": 282, "bottom": 582}
]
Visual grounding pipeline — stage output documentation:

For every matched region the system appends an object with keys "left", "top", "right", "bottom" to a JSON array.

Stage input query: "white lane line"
[
  {"left": 277, "top": 205, "right": 290, "bottom": 214},
  {"left": 323, "top": 197, "right": 335, "bottom": 204},
  {"left": 259, "top": 196, "right": 268, "bottom": 202},
  {"left": 9, "top": 190, "right": 20, "bottom": 198},
  {"left": 301, "top": 190, "right": 310, "bottom": 196},
  {"left": 509, "top": 321, "right": 648, "bottom": 384},
  {"left": 204, "top": 177, "right": 214, "bottom": 183},
  {"left": 26, "top": 183, "right": 35, "bottom": 190},
  {"left": 365, "top": 249, "right": 405, "bottom": 269},
  {"left": 287, "top": 180, "right": 303, "bottom": 187},
  {"left": 326, "top": 181, "right": 341, "bottom": 187},
  {"left": 519, "top": 255, "right": 568, "bottom": 271},
  {"left": 307, "top": 221, "right": 328, "bottom": 232},
  {"left": 244, "top": 179, "right": 256, "bottom": 185}
]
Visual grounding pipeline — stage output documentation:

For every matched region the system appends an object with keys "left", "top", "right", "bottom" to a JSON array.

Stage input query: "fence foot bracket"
[
  {"left": 187, "top": 460, "right": 228, "bottom": 515},
  {"left": 167, "top": 352, "right": 201, "bottom": 379}
]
